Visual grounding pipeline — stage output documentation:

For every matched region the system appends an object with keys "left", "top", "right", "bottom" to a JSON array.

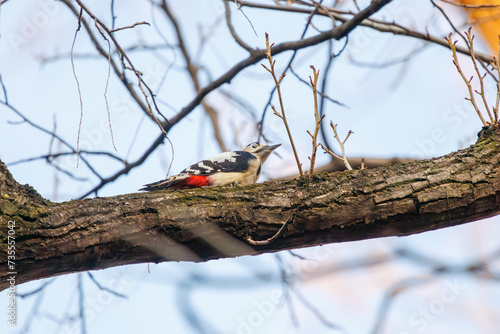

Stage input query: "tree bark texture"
[{"left": 1, "top": 126, "right": 499, "bottom": 291}]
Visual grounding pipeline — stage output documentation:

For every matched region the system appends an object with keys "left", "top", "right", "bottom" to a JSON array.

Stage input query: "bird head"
[{"left": 243, "top": 142, "right": 281, "bottom": 163}]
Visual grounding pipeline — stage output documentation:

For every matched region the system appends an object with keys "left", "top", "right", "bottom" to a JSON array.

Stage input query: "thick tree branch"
[{"left": 1, "top": 126, "right": 499, "bottom": 291}]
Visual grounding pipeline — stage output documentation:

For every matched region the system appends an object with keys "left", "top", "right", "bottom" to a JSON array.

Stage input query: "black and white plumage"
[{"left": 140, "top": 142, "right": 281, "bottom": 191}]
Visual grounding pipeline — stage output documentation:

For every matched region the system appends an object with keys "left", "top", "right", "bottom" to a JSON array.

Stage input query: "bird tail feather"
[{"left": 139, "top": 175, "right": 188, "bottom": 191}]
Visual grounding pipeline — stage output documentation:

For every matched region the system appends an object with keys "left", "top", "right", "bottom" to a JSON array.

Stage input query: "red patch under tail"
[{"left": 170, "top": 175, "right": 210, "bottom": 189}]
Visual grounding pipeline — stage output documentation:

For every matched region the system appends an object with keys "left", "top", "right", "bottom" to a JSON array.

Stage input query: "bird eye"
[{"left": 252, "top": 143, "right": 257, "bottom": 148}]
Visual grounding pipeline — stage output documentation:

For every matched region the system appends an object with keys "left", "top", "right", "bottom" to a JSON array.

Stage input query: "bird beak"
[{"left": 266, "top": 143, "right": 281, "bottom": 151}]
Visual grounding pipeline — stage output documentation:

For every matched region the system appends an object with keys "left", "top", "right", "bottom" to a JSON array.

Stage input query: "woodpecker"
[{"left": 140, "top": 142, "right": 281, "bottom": 191}]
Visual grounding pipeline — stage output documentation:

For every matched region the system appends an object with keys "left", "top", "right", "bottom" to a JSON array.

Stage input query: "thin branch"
[
  {"left": 445, "top": 33, "right": 488, "bottom": 126},
  {"left": 224, "top": 0, "right": 254, "bottom": 53},
  {"left": 495, "top": 38, "right": 500, "bottom": 123},
  {"left": 110, "top": 21, "right": 150, "bottom": 33},
  {"left": 63, "top": 0, "right": 168, "bottom": 135},
  {"left": 0, "top": 75, "right": 8, "bottom": 104},
  {"left": 431, "top": 0, "right": 497, "bottom": 82},
  {"left": 247, "top": 210, "right": 296, "bottom": 245},
  {"left": 8, "top": 151, "right": 126, "bottom": 166},
  {"left": 110, "top": 0, "right": 117, "bottom": 30},
  {"left": 18, "top": 279, "right": 56, "bottom": 298},
  {"left": 1, "top": 99, "right": 103, "bottom": 180},
  {"left": 306, "top": 65, "right": 324, "bottom": 176},
  {"left": 258, "top": 1, "right": 323, "bottom": 140},
  {"left": 288, "top": 66, "right": 347, "bottom": 107},
  {"left": 263, "top": 33, "right": 304, "bottom": 176},
  {"left": 292, "top": 287, "right": 343, "bottom": 331},
  {"left": 87, "top": 272, "right": 127, "bottom": 299},
  {"left": 232, "top": 0, "right": 258, "bottom": 37},
  {"left": 320, "top": 121, "right": 353, "bottom": 170},
  {"left": 78, "top": 274, "right": 87, "bottom": 334},
  {"left": 160, "top": 0, "right": 227, "bottom": 151},
  {"left": 465, "top": 28, "right": 495, "bottom": 123},
  {"left": 70, "top": 7, "right": 84, "bottom": 167},
  {"left": 371, "top": 277, "right": 431, "bottom": 334},
  {"left": 93, "top": 17, "right": 118, "bottom": 151}
]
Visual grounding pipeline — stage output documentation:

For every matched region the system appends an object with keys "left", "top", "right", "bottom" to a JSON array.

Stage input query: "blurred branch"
[
  {"left": 224, "top": 0, "right": 255, "bottom": 53},
  {"left": 1, "top": 94, "right": 103, "bottom": 180},
  {"left": 87, "top": 272, "right": 127, "bottom": 299},
  {"left": 159, "top": 0, "right": 227, "bottom": 151},
  {"left": 110, "top": 21, "right": 150, "bottom": 33},
  {"left": 371, "top": 277, "right": 431, "bottom": 334}
]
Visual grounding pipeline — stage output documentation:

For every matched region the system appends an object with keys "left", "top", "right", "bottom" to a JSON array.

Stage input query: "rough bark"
[{"left": 1, "top": 126, "right": 499, "bottom": 291}]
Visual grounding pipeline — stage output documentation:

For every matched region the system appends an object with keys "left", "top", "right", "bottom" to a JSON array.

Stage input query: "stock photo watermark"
[
  {"left": 236, "top": 245, "right": 341, "bottom": 334},
  {"left": 6, "top": 219, "right": 17, "bottom": 327},
  {"left": 401, "top": 277, "right": 467, "bottom": 333},
  {"left": 236, "top": 289, "right": 283, "bottom": 334},
  {"left": 60, "top": 272, "right": 131, "bottom": 334},
  {"left": 5, "top": 0, "right": 61, "bottom": 52},
  {"left": 411, "top": 102, "right": 477, "bottom": 159}
]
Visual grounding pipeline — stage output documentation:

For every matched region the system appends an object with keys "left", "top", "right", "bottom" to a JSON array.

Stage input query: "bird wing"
[{"left": 179, "top": 151, "right": 257, "bottom": 175}]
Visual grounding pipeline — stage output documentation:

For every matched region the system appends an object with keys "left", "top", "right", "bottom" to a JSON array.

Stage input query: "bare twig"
[
  {"left": 9, "top": 151, "right": 125, "bottom": 166},
  {"left": 257, "top": 3, "right": 321, "bottom": 140},
  {"left": 232, "top": 0, "right": 258, "bottom": 37},
  {"left": 306, "top": 65, "right": 325, "bottom": 176},
  {"left": 77, "top": 274, "right": 87, "bottom": 334},
  {"left": 1, "top": 90, "right": 103, "bottom": 180},
  {"left": 320, "top": 121, "right": 353, "bottom": 170},
  {"left": 288, "top": 66, "right": 347, "bottom": 107},
  {"left": 263, "top": 33, "right": 304, "bottom": 177},
  {"left": 18, "top": 279, "right": 56, "bottom": 298},
  {"left": 71, "top": 8, "right": 84, "bottom": 167},
  {"left": 494, "top": 37, "right": 500, "bottom": 123},
  {"left": 224, "top": 0, "right": 254, "bottom": 53},
  {"left": 0, "top": 75, "right": 8, "bottom": 104},
  {"left": 432, "top": 0, "right": 497, "bottom": 82},
  {"left": 464, "top": 28, "right": 495, "bottom": 124},
  {"left": 93, "top": 18, "right": 117, "bottom": 151},
  {"left": 445, "top": 33, "right": 488, "bottom": 126},
  {"left": 110, "top": 21, "right": 150, "bottom": 33},
  {"left": 66, "top": 0, "right": 168, "bottom": 136},
  {"left": 246, "top": 210, "right": 295, "bottom": 245},
  {"left": 87, "top": 272, "right": 127, "bottom": 299}
]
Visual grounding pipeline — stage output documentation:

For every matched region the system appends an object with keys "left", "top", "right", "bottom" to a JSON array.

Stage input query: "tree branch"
[
  {"left": 1, "top": 126, "right": 499, "bottom": 291},
  {"left": 234, "top": 0, "right": 494, "bottom": 63}
]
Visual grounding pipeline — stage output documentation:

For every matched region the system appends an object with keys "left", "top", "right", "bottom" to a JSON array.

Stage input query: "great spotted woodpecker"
[{"left": 140, "top": 142, "right": 281, "bottom": 191}]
